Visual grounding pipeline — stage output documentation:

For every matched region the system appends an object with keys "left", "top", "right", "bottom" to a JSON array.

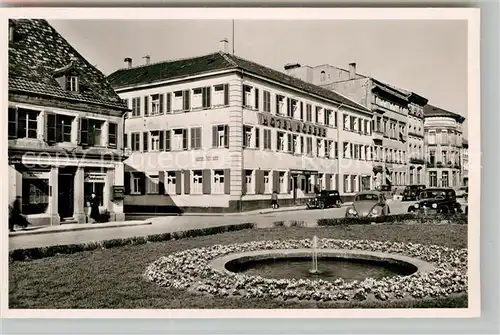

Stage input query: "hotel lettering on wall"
[
  {"left": 257, "top": 112, "right": 327, "bottom": 137},
  {"left": 22, "top": 171, "right": 50, "bottom": 179},
  {"left": 84, "top": 172, "right": 106, "bottom": 183}
]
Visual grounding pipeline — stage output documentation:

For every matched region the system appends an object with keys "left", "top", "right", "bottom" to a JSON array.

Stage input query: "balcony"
[
  {"left": 408, "top": 131, "right": 424, "bottom": 139},
  {"left": 409, "top": 157, "right": 425, "bottom": 165}
]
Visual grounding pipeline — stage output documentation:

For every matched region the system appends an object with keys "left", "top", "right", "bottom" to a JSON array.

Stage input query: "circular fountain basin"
[{"left": 210, "top": 249, "right": 435, "bottom": 282}]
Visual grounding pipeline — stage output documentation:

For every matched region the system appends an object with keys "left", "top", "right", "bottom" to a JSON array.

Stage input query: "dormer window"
[{"left": 67, "top": 76, "right": 79, "bottom": 92}]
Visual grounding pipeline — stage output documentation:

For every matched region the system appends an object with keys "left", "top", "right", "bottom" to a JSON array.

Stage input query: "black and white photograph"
[{"left": 1, "top": 8, "right": 480, "bottom": 318}]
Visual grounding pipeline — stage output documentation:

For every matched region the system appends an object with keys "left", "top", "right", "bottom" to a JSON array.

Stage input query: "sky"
[{"left": 49, "top": 19, "right": 468, "bottom": 136}]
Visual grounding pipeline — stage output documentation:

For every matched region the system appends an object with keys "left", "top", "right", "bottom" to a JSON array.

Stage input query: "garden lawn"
[{"left": 9, "top": 224, "right": 468, "bottom": 309}]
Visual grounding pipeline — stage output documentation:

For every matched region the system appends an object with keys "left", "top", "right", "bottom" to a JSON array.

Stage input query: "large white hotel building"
[{"left": 108, "top": 41, "right": 376, "bottom": 214}]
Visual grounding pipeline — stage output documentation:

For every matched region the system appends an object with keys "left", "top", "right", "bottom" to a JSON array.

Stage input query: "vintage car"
[
  {"left": 402, "top": 184, "right": 426, "bottom": 201},
  {"left": 407, "top": 188, "right": 463, "bottom": 214},
  {"left": 455, "top": 186, "right": 468, "bottom": 200},
  {"left": 306, "top": 190, "right": 342, "bottom": 209},
  {"left": 345, "top": 191, "right": 390, "bottom": 218}
]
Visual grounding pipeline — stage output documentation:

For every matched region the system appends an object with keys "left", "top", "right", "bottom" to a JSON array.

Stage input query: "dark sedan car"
[
  {"left": 407, "top": 188, "right": 462, "bottom": 214},
  {"left": 307, "top": 190, "right": 342, "bottom": 209},
  {"left": 402, "top": 184, "right": 426, "bottom": 201}
]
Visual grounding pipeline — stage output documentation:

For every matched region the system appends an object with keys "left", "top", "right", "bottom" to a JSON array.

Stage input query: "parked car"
[
  {"left": 307, "top": 190, "right": 342, "bottom": 209},
  {"left": 455, "top": 186, "right": 468, "bottom": 199},
  {"left": 407, "top": 188, "right": 462, "bottom": 214},
  {"left": 345, "top": 191, "right": 390, "bottom": 218},
  {"left": 402, "top": 185, "right": 426, "bottom": 201}
]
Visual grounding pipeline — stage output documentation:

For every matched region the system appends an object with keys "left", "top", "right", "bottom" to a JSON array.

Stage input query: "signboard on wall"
[
  {"left": 257, "top": 112, "right": 328, "bottom": 138},
  {"left": 112, "top": 186, "right": 125, "bottom": 200},
  {"left": 22, "top": 171, "right": 49, "bottom": 179},
  {"left": 84, "top": 172, "right": 106, "bottom": 183}
]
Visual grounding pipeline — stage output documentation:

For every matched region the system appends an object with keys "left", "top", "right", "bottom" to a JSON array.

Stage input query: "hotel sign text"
[{"left": 257, "top": 113, "right": 327, "bottom": 138}]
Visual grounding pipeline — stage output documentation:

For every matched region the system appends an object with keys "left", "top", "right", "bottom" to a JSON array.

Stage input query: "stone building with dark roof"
[
  {"left": 423, "top": 104, "right": 466, "bottom": 188},
  {"left": 8, "top": 19, "right": 129, "bottom": 226},
  {"left": 107, "top": 40, "right": 374, "bottom": 213},
  {"left": 283, "top": 62, "right": 429, "bottom": 191}
]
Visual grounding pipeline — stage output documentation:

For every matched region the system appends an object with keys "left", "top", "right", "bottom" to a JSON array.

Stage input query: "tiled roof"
[
  {"left": 423, "top": 104, "right": 466, "bottom": 123},
  {"left": 107, "top": 52, "right": 369, "bottom": 111},
  {"left": 9, "top": 19, "right": 128, "bottom": 111}
]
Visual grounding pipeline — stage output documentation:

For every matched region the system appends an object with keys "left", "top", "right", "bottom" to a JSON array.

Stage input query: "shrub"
[{"left": 317, "top": 213, "right": 468, "bottom": 227}]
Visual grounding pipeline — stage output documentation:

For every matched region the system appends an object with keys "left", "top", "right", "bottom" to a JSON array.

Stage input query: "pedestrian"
[
  {"left": 9, "top": 196, "right": 27, "bottom": 232},
  {"left": 271, "top": 191, "right": 279, "bottom": 209},
  {"left": 89, "top": 193, "right": 100, "bottom": 223}
]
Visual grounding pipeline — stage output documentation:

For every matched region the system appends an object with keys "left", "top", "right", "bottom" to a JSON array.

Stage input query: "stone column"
[
  {"left": 48, "top": 166, "right": 60, "bottom": 226},
  {"left": 104, "top": 168, "right": 115, "bottom": 221},
  {"left": 71, "top": 116, "right": 79, "bottom": 144},
  {"left": 113, "top": 162, "right": 125, "bottom": 221},
  {"left": 73, "top": 167, "right": 85, "bottom": 224}
]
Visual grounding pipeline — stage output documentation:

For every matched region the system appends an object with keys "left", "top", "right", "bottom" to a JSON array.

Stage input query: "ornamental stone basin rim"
[{"left": 209, "top": 248, "right": 436, "bottom": 276}]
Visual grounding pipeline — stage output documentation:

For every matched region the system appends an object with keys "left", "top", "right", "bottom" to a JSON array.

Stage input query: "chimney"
[
  {"left": 284, "top": 63, "right": 301, "bottom": 76},
  {"left": 349, "top": 62, "right": 356, "bottom": 79},
  {"left": 219, "top": 38, "right": 229, "bottom": 53},
  {"left": 143, "top": 55, "right": 151, "bottom": 65},
  {"left": 124, "top": 57, "right": 133, "bottom": 69},
  {"left": 9, "top": 25, "right": 14, "bottom": 42}
]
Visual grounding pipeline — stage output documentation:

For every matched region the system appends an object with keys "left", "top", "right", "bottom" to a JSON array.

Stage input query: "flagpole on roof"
[{"left": 232, "top": 19, "right": 235, "bottom": 55}]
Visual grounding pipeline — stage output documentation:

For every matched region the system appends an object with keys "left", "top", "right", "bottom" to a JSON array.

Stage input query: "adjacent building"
[
  {"left": 423, "top": 104, "right": 465, "bottom": 188},
  {"left": 8, "top": 19, "right": 129, "bottom": 226},
  {"left": 107, "top": 42, "right": 374, "bottom": 214},
  {"left": 285, "top": 62, "right": 428, "bottom": 191},
  {"left": 461, "top": 138, "right": 469, "bottom": 187}
]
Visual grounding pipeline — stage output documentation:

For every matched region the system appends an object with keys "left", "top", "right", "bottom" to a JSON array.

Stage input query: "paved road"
[{"left": 9, "top": 199, "right": 466, "bottom": 251}]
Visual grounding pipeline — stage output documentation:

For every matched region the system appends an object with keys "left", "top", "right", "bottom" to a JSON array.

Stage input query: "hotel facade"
[
  {"left": 283, "top": 62, "right": 429, "bottom": 191},
  {"left": 423, "top": 104, "right": 465, "bottom": 188},
  {"left": 108, "top": 45, "right": 375, "bottom": 213},
  {"left": 8, "top": 19, "right": 129, "bottom": 226}
]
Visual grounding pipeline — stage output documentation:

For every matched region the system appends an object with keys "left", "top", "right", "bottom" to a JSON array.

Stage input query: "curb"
[{"left": 9, "top": 220, "right": 152, "bottom": 237}]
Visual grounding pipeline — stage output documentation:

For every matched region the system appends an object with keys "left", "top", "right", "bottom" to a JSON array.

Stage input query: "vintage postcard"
[{"left": 1, "top": 7, "right": 480, "bottom": 319}]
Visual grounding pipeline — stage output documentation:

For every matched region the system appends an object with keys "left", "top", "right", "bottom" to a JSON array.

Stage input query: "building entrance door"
[{"left": 58, "top": 173, "right": 74, "bottom": 219}]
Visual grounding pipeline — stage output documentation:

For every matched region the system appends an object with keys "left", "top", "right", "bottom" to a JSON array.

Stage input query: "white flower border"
[{"left": 144, "top": 239, "right": 468, "bottom": 303}]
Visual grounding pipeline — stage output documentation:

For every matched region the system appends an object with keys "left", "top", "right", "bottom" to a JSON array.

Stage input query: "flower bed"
[{"left": 145, "top": 238, "right": 467, "bottom": 303}]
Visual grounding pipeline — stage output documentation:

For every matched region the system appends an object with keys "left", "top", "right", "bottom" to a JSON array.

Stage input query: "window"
[
  {"left": 172, "top": 129, "right": 188, "bottom": 151},
  {"left": 17, "top": 108, "right": 39, "bottom": 139},
  {"left": 130, "top": 132, "right": 140, "bottom": 151},
  {"left": 442, "top": 150, "right": 448, "bottom": 164},
  {"left": 276, "top": 95, "right": 285, "bottom": 115},
  {"left": 292, "top": 135, "right": 299, "bottom": 154},
  {"left": 150, "top": 131, "right": 160, "bottom": 151},
  {"left": 324, "top": 140, "right": 331, "bottom": 158},
  {"left": 67, "top": 76, "right": 78, "bottom": 92},
  {"left": 191, "top": 170, "right": 203, "bottom": 194},
  {"left": 243, "top": 85, "right": 253, "bottom": 108},
  {"left": 22, "top": 179, "right": 49, "bottom": 215},
  {"left": 263, "top": 171, "right": 271, "bottom": 193},
  {"left": 166, "top": 172, "right": 176, "bottom": 194},
  {"left": 315, "top": 106, "right": 321, "bottom": 123},
  {"left": 343, "top": 114, "right": 349, "bottom": 130},
  {"left": 306, "top": 137, "right": 313, "bottom": 155},
  {"left": 173, "top": 90, "right": 190, "bottom": 112},
  {"left": 441, "top": 131, "right": 448, "bottom": 145},
  {"left": 277, "top": 131, "right": 285, "bottom": 151},
  {"left": 147, "top": 175, "right": 159, "bottom": 194},
  {"left": 190, "top": 127, "right": 202, "bottom": 150},
  {"left": 428, "top": 131, "right": 436, "bottom": 144},
  {"left": 131, "top": 173, "right": 141, "bottom": 194},
  {"left": 429, "top": 171, "right": 438, "bottom": 187},
  {"left": 320, "top": 71, "right": 326, "bottom": 81},
  {"left": 358, "top": 118, "right": 363, "bottom": 133},
  {"left": 8, "top": 107, "right": 17, "bottom": 138},
  {"left": 279, "top": 172, "right": 286, "bottom": 193},
  {"left": 243, "top": 125, "right": 253, "bottom": 148},
  {"left": 364, "top": 120, "right": 369, "bottom": 134},
  {"left": 78, "top": 118, "right": 103, "bottom": 146},
  {"left": 192, "top": 87, "right": 211, "bottom": 110},
  {"left": 343, "top": 175, "right": 349, "bottom": 193},
  {"left": 150, "top": 94, "right": 162, "bottom": 115},
  {"left": 263, "top": 91, "right": 271, "bottom": 112},
  {"left": 350, "top": 116, "right": 356, "bottom": 131},
  {"left": 324, "top": 109, "right": 331, "bottom": 126},
  {"left": 245, "top": 170, "right": 253, "bottom": 194},
  {"left": 212, "top": 125, "right": 229, "bottom": 148},
  {"left": 263, "top": 129, "right": 272, "bottom": 150},
  {"left": 429, "top": 150, "right": 436, "bottom": 164},
  {"left": 213, "top": 84, "right": 229, "bottom": 106},
  {"left": 108, "top": 122, "right": 117, "bottom": 148},
  {"left": 317, "top": 139, "right": 322, "bottom": 157},
  {"left": 441, "top": 171, "right": 449, "bottom": 187},
  {"left": 131, "top": 97, "right": 141, "bottom": 116},
  {"left": 287, "top": 98, "right": 298, "bottom": 118},
  {"left": 213, "top": 170, "right": 225, "bottom": 194},
  {"left": 343, "top": 142, "right": 349, "bottom": 159},
  {"left": 306, "top": 104, "right": 312, "bottom": 122}
]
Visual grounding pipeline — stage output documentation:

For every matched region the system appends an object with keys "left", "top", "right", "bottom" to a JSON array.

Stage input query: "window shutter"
[
  {"left": 255, "top": 88, "right": 259, "bottom": 110},
  {"left": 287, "top": 98, "right": 291, "bottom": 117},
  {"left": 212, "top": 126, "right": 218, "bottom": 148},
  {"left": 287, "top": 134, "right": 292, "bottom": 152},
  {"left": 183, "top": 170, "right": 190, "bottom": 194},
  {"left": 139, "top": 173, "right": 146, "bottom": 195},
  {"left": 108, "top": 122, "right": 117, "bottom": 148},
  {"left": 288, "top": 175, "right": 293, "bottom": 193},
  {"left": 255, "top": 127, "right": 260, "bottom": 149},
  {"left": 207, "top": 87, "right": 211, "bottom": 107},
  {"left": 272, "top": 171, "right": 279, "bottom": 193},
  {"left": 166, "top": 93, "right": 171, "bottom": 113},
  {"left": 325, "top": 174, "right": 331, "bottom": 191},
  {"left": 165, "top": 130, "right": 171, "bottom": 151},
  {"left": 143, "top": 132, "right": 149, "bottom": 152},
  {"left": 190, "top": 128, "right": 195, "bottom": 149},
  {"left": 275, "top": 95, "right": 279, "bottom": 114},
  {"left": 242, "top": 85, "right": 247, "bottom": 107},
  {"left": 183, "top": 90, "right": 190, "bottom": 111},
  {"left": 175, "top": 171, "right": 182, "bottom": 195},
  {"left": 159, "top": 94, "right": 165, "bottom": 114},
  {"left": 158, "top": 171, "right": 165, "bottom": 195},
  {"left": 159, "top": 130, "right": 164, "bottom": 151},
  {"left": 144, "top": 96, "right": 149, "bottom": 116},
  {"left": 8, "top": 107, "right": 17, "bottom": 139},
  {"left": 256, "top": 170, "right": 264, "bottom": 194},
  {"left": 224, "top": 84, "right": 229, "bottom": 106},
  {"left": 224, "top": 169, "right": 231, "bottom": 194},
  {"left": 202, "top": 169, "right": 211, "bottom": 194},
  {"left": 241, "top": 170, "right": 247, "bottom": 195},
  {"left": 46, "top": 113, "right": 57, "bottom": 143},
  {"left": 124, "top": 172, "right": 130, "bottom": 195},
  {"left": 182, "top": 129, "right": 188, "bottom": 150},
  {"left": 224, "top": 125, "right": 229, "bottom": 148},
  {"left": 123, "top": 133, "right": 128, "bottom": 149}
]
